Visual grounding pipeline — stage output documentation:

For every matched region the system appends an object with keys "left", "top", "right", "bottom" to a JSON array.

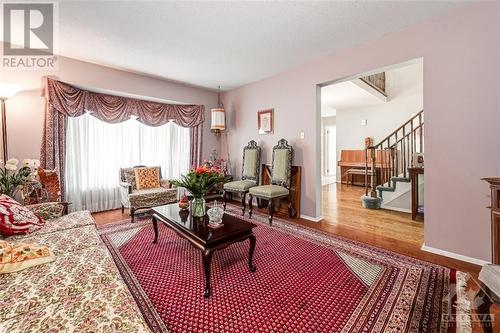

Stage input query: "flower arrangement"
[
  {"left": 204, "top": 149, "right": 228, "bottom": 175},
  {"left": 170, "top": 164, "right": 226, "bottom": 217},
  {"left": 170, "top": 164, "right": 225, "bottom": 199},
  {"left": 0, "top": 158, "right": 40, "bottom": 198}
]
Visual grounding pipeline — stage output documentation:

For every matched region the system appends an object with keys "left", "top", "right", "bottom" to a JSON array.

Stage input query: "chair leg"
[
  {"left": 223, "top": 190, "right": 228, "bottom": 211},
  {"left": 130, "top": 208, "right": 135, "bottom": 223},
  {"left": 267, "top": 199, "right": 274, "bottom": 225},
  {"left": 288, "top": 201, "right": 296, "bottom": 218},
  {"left": 121, "top": 204, "right": 124, "bottom": 214},
  {"left": 248, "top": 194, "right": 253, "bottom": 218},
  {"left": 241, "top": 192, "right": 247, "bottom": 216}
]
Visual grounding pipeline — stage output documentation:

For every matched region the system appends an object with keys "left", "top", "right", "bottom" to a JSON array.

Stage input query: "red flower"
[{"left": 196, "top": 167, "right": 205, "bottom": 174}]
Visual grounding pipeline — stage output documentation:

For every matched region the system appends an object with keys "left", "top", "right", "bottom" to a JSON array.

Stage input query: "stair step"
[
  {"left": 376, "top": 176, "right": 412, "bottom": 200},
  {"left": 376, "top": 186, "right": 394, "bottom": 192},
  {"left": 392, "top": 177, "right": 410, "bottom": 183}
]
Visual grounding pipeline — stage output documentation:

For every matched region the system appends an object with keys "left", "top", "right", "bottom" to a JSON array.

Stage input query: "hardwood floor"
[
  {"left": 92, "top": 185, "right": 477, "bottom": 274},
  {"left": 322, "top": 183, "right": 424, "bottom": 246},
  {"left": 92, "top": 184, "right": 499, "bottom": 332}
]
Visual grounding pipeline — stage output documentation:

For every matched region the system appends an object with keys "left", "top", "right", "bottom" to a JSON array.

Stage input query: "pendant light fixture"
[{"left": 210, "top": 86, "right": 225, "bottom": 136}]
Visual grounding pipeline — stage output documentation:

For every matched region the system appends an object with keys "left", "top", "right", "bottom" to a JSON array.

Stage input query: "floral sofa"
[{"left": 0, "top": 204, "right": 151, "bottom": 333}]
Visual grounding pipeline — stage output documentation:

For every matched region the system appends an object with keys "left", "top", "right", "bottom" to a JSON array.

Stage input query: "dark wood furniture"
[
  {"left": 151, "top": 204, "right": 256, "bottom": 298},
  {"left": 470, "top": 273, "right": 500, "bottom": 333},
  {"left": 258, "top": 163, "right": 301, "bottom": 219},
  {"left": 223, "top": 140, "right": 261, "bottom": 215},
  {"left": 205, "top": 175, "right": 233, "bottom": 200},
  {"left": 409, "top": 167, "right": 424, "bottom": 221},
  {"left": 338, "top": 149, "right": 387, "bottom": 187},
  {"left": 249, "top": 139, "right": 296, "bottom": 225},
  {"left": 347, "top": 169, "right": 373, "bottom": 187},
  {"left": 482, "top": 178, "right": 500, "bottom": 264}
]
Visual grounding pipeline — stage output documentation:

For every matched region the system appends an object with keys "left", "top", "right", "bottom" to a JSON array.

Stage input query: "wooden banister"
[{"left": 364, "top": 110, "right": 424, "bottom": 198}]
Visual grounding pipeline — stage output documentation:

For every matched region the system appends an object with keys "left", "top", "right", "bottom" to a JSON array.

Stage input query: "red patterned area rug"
[{"left": 98, "top": 204, "right": 467, "bottom": 333}]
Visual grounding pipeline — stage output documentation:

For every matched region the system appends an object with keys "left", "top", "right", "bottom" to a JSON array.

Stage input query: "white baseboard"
[
  {"left": 300, "top": 214, "right": 324, "bottom": 222},
  {"left": 421, "top": 244, "right": 490, "bottom": 266}
]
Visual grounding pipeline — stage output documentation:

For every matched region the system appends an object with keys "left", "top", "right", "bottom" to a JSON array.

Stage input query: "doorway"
[{"left": 317, "top": 58, "right": 424, "bottom": 245}]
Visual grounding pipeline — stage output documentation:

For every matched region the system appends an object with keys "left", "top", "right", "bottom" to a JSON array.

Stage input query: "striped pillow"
[{"left": 0, "top": 195, "right": 45, "bottom": 237}]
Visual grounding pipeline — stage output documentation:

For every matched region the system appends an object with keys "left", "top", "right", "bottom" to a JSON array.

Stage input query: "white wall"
[
  {"left": 335, "top": 62, "right": 423, "bottom": 180},
  {"left": 321, "top": 115, "right": 336, "bottom": 185}
]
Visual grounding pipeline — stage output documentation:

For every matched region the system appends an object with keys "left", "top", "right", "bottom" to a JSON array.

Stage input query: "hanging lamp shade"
[{"left": 211, "top": 86, "right": 225, "bottom": 134}]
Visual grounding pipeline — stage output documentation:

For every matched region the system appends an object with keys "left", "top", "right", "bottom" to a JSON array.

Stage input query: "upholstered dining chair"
[
  {"left": 248, "top": 139, "right": 294, "bottom": 225},
  {"left": 223, "top": 140, "right": 261, "bottom": 215}
]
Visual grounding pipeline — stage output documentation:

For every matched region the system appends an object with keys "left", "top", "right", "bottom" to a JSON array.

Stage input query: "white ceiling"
[
  {"left": 321, "top": 79, "right": 386, "bottom": 113},
  {"left": 21, "top": 2, "right": 469, "bottom": 90}
]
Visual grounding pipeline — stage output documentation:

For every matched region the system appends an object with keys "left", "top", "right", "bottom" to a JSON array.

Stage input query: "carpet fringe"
[{"left": 455, "top": 271, "right": 472, "bottom": 333}]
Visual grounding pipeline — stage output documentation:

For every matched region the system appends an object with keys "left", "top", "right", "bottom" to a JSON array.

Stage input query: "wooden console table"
[{"left": 409, "top": 167, "right": 424, "bottom": 221}]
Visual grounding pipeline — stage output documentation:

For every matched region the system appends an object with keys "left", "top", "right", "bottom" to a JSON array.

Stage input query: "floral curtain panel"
[{"left": 40, "top": 77, "right": 205, "bottom": 195}]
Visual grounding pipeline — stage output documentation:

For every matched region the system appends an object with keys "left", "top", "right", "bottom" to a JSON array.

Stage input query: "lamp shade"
[
  {"left": 211, "top": 107, "right": 225, "bottom": 131},
  {"left": 0, "top": 82, "right": 22, "bottom": 99}
]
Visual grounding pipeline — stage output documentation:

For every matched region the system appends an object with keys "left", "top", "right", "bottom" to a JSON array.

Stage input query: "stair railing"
[{"left": 364, "top": 110, "right": 424, "bottom": 197}]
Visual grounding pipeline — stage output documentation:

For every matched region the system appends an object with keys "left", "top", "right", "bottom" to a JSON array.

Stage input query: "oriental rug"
[{"left": 99, "top": 204, "right": 467, "bottom": 333}]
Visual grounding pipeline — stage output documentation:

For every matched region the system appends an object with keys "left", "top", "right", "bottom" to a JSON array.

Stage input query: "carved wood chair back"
[
  {"left": 271, "top": 139, "right": 294, "bottom": 189},
  {"left": 241, "top": 140, "right": 261, "bottom": 183}
]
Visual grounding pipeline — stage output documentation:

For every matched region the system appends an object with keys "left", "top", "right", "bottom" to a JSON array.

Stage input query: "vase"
[{"left": 190, "top": 197, "right": 206, "bottom": 217}]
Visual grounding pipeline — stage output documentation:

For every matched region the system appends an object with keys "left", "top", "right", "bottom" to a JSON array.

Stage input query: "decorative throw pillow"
[
  {"left": 0, "top": 240, "right": 55, "bottom": 274},
  {"left": 37, "top": 167, "right": 61, "bottom": 202},
  {"left": 0, "top": 195, "right": 45, "bottom": 237},
  {"left": 134, "top": 167, "right": 161, "bottom": 190}
]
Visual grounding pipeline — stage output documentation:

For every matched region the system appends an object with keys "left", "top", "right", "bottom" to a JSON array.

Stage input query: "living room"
[{"left": 1, "top": 2, "right": 499, "bottom": 333}]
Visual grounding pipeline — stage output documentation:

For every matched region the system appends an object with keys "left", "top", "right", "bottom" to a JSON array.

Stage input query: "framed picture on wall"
[{"left": 258, "top": 109, "right": 274, "bottom": 134}]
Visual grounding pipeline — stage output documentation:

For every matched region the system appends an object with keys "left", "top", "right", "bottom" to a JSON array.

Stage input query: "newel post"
[
  {"left": 370, "top": 147, "right": 377, "bottom": 198},
  {"left": 361, "top": 146, "right": 382, "bottom": 209}
]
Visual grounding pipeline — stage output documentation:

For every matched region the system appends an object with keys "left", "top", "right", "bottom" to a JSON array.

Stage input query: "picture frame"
[{"left": 257, "top": 109, "right": 274, "bottom": 134}]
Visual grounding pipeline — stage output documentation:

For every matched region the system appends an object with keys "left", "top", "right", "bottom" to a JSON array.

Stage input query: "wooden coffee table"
[{"left": 151, "top": 203, "right": 257, "bottom": 298}]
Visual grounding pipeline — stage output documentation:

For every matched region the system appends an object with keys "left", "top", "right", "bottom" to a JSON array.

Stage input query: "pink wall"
[
  {"left": 1, "top": 55, "right": 220, "bottom": 161},
  {"left": 222, "top": 3, "right": 500, "bottom": 262}
]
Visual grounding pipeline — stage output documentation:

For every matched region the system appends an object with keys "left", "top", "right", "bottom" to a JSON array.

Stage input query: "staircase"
[{"left": 362, "top": 110, "right": 424, "bottom": 210}]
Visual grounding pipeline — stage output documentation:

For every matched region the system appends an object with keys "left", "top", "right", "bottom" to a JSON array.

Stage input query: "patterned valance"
[
  {"left": 41, "top": 77, "right": 205, "bottom": 127},
  {"left": 40, "top": 77, "right": 204, "bottom": 197}
]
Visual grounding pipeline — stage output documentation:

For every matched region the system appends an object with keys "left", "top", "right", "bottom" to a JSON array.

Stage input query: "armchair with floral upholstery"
[
  {"left": 22, "top": 169, "right": 70, "bottom": 216},
  {"left": 119, "top": 166, "right": 177, "bottom": 222}
]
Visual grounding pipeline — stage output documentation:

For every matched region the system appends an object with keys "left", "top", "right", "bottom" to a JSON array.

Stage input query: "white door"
[{"left": 325, "top": 125, "right": 336, "bottom": 177}]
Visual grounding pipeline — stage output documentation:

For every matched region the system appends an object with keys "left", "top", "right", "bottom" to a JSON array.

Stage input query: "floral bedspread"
[{"left": 0, "top": 211, "right": 151, "bottom": 333}]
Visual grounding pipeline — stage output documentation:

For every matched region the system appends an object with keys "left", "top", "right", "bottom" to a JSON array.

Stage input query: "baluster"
[
  {"left": 370, "top": 147, "right": 377, "bottom": 198},
  {"left": 406, "top": 134, "right": 410, "bottom": 174},
  {"left": 380, "top": 146, "right": 384, "bottom": 185},
  {"left": 419, "top": 112, "right": 423, "bottom": 153},
  {"left": 402, "top": 127, "right": 406, "bottom": 178},
  {"left": 395, "top": 132, "right": 399, "bottom": 176},
  {"left": 387, "top": 138, "right": 391, "bottom": 181},
  {"left": 364, "top": 148, "right": 368, "bottom": 196},
  {"left": 410, "top": 120, "right": 414, "bottom": 168}
]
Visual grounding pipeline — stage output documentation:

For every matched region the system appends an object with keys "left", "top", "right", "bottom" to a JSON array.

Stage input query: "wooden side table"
[
  {"left": 468, "top": 273, "right": 500, "bottom": 333},
  {"left": 482, "top": 178, "right": 500, "bottom": 264},
  {"left": 408, "top": 167, "right": 424, "bottom": 221}
]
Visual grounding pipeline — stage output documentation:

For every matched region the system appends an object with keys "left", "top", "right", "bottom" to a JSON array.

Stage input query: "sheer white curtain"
[{"left": 66, "top": 112, "right": 190, "bottom": 212}]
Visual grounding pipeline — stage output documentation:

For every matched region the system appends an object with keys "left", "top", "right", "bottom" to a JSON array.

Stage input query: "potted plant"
[
  {"left": 170, "top": 164, "right": 225, "bottom": 217},
  {"left": 0, "top": 159, "right": 39, "bottom": 202}
]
